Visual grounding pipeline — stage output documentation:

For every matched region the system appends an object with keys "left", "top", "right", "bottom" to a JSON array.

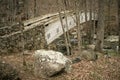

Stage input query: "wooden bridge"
[
  {"left": 0, "top": 11, "right": 97, "bottom": 52},
  {"left": 23, "top": 10, "right": 96, "bottom": 44}
]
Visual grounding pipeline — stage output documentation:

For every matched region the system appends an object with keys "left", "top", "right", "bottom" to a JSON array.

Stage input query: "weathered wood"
[
  {"left": 23, "top": 11, "right": 72, "bottom": 26},
  {"left": 23, "top": 13, "right": 58, "bottom": 26},
  {"left": 0, "top": 23, "right": 20, "bottom": 36},
  {"left": 1, "top": 16, "right": 59, "bottom": 38}
]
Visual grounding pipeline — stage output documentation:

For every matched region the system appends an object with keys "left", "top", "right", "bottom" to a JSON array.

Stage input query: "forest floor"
[{"left": 0, "top": 51, "right": 120, "bottom": 80}]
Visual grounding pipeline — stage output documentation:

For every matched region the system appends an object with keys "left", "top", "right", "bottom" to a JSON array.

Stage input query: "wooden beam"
[{"left": 23, "top": 11, "right": 72, "bottom": 26}]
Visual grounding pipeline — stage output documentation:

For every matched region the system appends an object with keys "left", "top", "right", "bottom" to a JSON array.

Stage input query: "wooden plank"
[
  {"left": 0, "top": 11, "right": 73, "bottom": 38},
  {"left": 0, "top": 23, "right": 19, "bottom": 30},
  {"left": 22, "top": 11, "right": 72, "bottom": 26},
  {"left": 0, "top": 16, "right": 59, "bottom": 38},
  {"left": 23, "top": 13, "right": 59, "bottom": 26}
]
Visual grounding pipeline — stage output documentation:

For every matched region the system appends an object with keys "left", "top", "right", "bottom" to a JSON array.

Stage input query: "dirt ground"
[{"left": 0, "top": 51, "right": 120, "bottom": 80}]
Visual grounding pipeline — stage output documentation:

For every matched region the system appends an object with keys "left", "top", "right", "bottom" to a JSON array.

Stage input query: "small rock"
[
  {"left": 72, "top": 57, "right": 81, "bottom": 64},
  {"left": 80, "top": 50, "right": 98, "bottom": 61}
]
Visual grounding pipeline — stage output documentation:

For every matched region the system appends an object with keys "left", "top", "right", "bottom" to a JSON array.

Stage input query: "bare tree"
[
  {"left": 84, "top": 0, "right": 93, "bottom": 44},
  {"left": 24, "top": 0, "right": 29, "bottom": 19},
  {"left": 84, "top": 0, "right": 90, "bottom": 44},
  {"left": 106, "top": 0, "right": 111, "bottom": 36},
  {"left": 92, "top": 0, "right": 97, "bottom": 43},
  {"left": 75, "top": 0, "right": 82, "bottom": 54},
  {"left": 62, "top": 0, "right": 71, "bottom": 54},
  {"left": 118, "top": 0, "right": 120, "bottom": 53},
  {"left": 19, "top": 22, "right": 26, "bottom": 66},
  {"left": 89, "top": 0, "right": 93, "bottom": 44},
  {"left": 34, "top": 0, "right": 39, "bottom": 17},
  {"left": 34, "top": 0, "right": 37, "bottom": 17},
  {"left": 95, "top": 0, "right": 105, "bottom": 52},
  {"left": 57, "top": 0, "right": 70, "bottom": 55}
]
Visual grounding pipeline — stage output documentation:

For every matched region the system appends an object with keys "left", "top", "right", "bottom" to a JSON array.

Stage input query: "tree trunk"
[
  {"left": 62, "top": 0, "right": 71, "bottom": 54},
  {"left": 105, "top": 0, "right": 111, "bottom": 37},
  {"left": 57, "top": 0, "right": 70, "bottom": 55},
  {"left": 19, "top": 22, "right": 26, "bottom": 66},
  {"left": 75, "top": 0, "right": 82, "bottom": 54},
  {"left": 34, "top": 0, "right": 37, "bottom": 17},
  {"left": 95, "top": 0, "right": 105, "bottom": 52},
  {"left": 118, "top": 0, "right": 120, "bottom": 53},
  {"left": 89, "top": 0, "right": 93, "bottom": 44},
  {"left": 92, "top": 0, "right": 97, "bottom": 43},
  {"left": 84, "top": 0, "right": 89, "bottom": 44}
]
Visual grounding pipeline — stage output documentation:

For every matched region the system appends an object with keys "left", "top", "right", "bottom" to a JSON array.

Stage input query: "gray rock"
[
  {"left": 105, "top": 35, "right": 119, "bottom": 42},
  {"left": 87, "top": 44, "right": 95, "bottom": 50},
  {"left": 80, "top": 50, "right": 98, "bottom": 61},
  {"left": 72, "top": 57, "right": 81, "bottom": 64},
  {"left": 0, "top": 60, "right": 21, "bottom": 80},
  {"left": 33, "top": 50, "right": 72, "bottom": 77}
]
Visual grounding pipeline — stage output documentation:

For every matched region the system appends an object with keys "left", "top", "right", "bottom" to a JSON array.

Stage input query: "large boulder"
[{"left": 33, "top": 50, "right": 72, "bottom": 77}]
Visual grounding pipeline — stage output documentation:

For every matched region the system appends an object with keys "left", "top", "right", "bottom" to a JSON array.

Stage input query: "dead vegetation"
[{"left": 0, "top": 52, "right": 120, "bottom": 80}]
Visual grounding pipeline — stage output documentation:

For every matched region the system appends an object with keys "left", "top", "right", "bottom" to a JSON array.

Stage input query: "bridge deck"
[{"left": 1, "top": 11, "right": 97, "bottom": 45}]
